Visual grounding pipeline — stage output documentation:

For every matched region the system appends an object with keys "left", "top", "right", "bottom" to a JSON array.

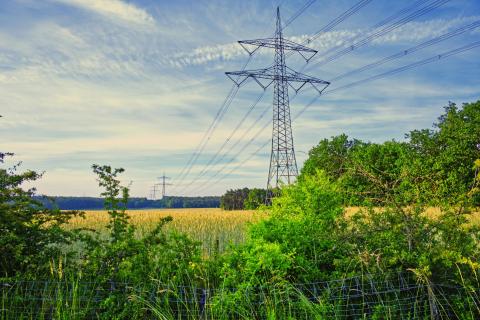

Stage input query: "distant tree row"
[
  {"left": 36, "top": 195, "right": 220, "bottom": 210},
  {"left": 220, "top": 187, "right": 268, "bottom": 210}
]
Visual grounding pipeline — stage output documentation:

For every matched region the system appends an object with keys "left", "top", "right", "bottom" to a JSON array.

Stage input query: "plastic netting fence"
[{"left": 1, "top": 273, "right": 479, "bottom": 319}]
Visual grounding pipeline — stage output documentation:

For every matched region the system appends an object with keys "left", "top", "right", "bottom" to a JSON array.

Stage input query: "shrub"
[{"left": 0, "top": 153, "right": 83, "bottom": 277}]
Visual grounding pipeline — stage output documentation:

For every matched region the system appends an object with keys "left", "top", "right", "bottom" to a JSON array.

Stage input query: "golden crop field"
[
  {"left": 345, "top": 206, "right": 480, "bottom": 223},
  {"left": 68, "top": 207, "right": 480, "bottom": 256},
  {"left": 68, "top": 208, "right": 265, "bottom": 255}
]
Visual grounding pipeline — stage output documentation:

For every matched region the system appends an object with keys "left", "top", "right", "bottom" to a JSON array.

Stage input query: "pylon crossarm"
[
  {"left": 239, "top": 38, "right": 317, "bottom": 53},
  {"left": 226, "top": 67, "right": 330, "bottom": 88},
  {"left": 252, "top": 76, "right": 270, "bottom": 90},
  {"left": 298, "top": 50, "right": 317, "bottom": 62},
  {"left": 226, "top": 72, "right": 251, "bottom": 87},
  {"left": 310, "top": 81, "right": 330, "bottom": 94},
  {"left": 288, "top": 81, "right": 308, "bottom": 94},
  {"left": 239, "top": 41, "right": 262, "bottom": 56}
]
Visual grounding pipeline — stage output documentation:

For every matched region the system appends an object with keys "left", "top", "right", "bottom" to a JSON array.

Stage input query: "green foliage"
[
  {"left": 300, "top": 101, "right": 480, "bottom": 207},
  {"left": 219, "top": 172, "right": 347, "bottom": 289},
  {"left": 220, "top": 187, "right": 250, "bottom": 210},
  {"left": 80, "top": 165, "right": 203, "bottom": 319},
  {"left": 244, "top": 188, "right": 267, "bottom": 209},
  {"left": 0, "top": 154, "right": 83, "bottom": 277},
  {"left": 91, "top": 165, "right": 130, "bottom": 242},
  {"left": 215, "top": 117, "right": 480, "bottom": 314},
  {"left": 300, "top": 133, "right": 362, "bottom": 181},
  {"left": 344, "top": 206, "right": 480, "bottom": 279},
  {"left": 344, "top": 140, "right": 414, "bottom": 205},
  {"left": 408, "top": 101, "right": 480, "bottom": 205},
  {"left": 221, "top": 187, "right": 270, "bottom": 210}
]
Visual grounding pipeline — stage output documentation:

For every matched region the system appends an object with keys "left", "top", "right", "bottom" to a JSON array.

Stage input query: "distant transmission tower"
[
  {"left": 226, "top": 7, "right": 330, "bottom": 191},
  {"left": 158, "top": 173, "right": 172, "bottom": 199},
  {"left": 150, "top": 184, "right": 160, "bottom": 200}
]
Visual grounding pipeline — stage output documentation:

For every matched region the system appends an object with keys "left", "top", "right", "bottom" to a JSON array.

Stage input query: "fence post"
[
  {"left": 200, "top": 288, "right": 208, "bottom": 316},
  {"left": 427, "top": 280, "right": 439, "bottom": 320}
]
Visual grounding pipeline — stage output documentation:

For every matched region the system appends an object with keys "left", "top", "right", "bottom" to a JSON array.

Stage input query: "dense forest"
[{"left": 36, "top": 195, "right": 220, "bottom": 210}]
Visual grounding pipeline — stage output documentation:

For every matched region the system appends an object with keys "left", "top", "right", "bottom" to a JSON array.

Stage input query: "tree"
[
  {"left": 0, "top": 153, "right": 83, "bottom": 277},
  {"left": 220, "top": 188, "right": 250, "bottom": 210},
  {"left": 300, "top": 100, "right": 480, "bottom": 206},
  {"left": 300, "top": 134, "right": 363, "bottom": 181},
  {"left": 244, "top": 188, "right": 267, "bottom": 209},
  {"left": 407, "top": 101, "right": 480, "bottom": 205}
]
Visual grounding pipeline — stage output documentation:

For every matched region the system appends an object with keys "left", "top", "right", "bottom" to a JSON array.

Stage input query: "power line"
[
  {"left": 171, "top": 0, "right": 318, "bottom": 194},
  {"left": 329, "top": 19, "right": 480, "bottom": 82},
  {"left": 177, "top": 0, "right": 473, "bottom": 195},
  {"left": 326, "top": 40, "right": 480, "bottom": 94},
  {"left": 181, "top": 2, "right": 372, "bottom": 195},
  {"left": 283, "top": 0, "right": 318, "bottom": 30},
  {"left": 175, "top": 91, "right": 267, "bottom": 195},
  {"left": 180, "top": 0, "right": 444, "bottom": 194},
  {"left": 305, "top": 0, "right": 452, "bottom": 71},
  {"left": 304, "top": 0, "right": 374, "bottom": 45},
  {"left": 313, "top": 0, "right": 426, "bottom": 61},
  {"left": 197, "top": 40, "right": 480, "bottom": 193},
  {"left": 176, "top": 0, "right": 436, "bottom": 194}
]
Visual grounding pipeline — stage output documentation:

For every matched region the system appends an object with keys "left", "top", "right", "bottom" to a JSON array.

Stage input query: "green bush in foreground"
[{"left": 0, "top": 153, "right": 83, "bottom": 278}]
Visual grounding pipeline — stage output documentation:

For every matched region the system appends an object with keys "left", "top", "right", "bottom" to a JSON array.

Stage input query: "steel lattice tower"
[
  {"left": 226, "top": 7, "right": 330, "bottom": 191},
  {"left": 158, "top": 173, "right": 172, "bottom": 199}
]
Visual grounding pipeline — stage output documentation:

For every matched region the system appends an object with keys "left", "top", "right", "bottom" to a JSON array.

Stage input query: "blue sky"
[{"left": 1, "top": 0, "right": 479, "bottom": 197}]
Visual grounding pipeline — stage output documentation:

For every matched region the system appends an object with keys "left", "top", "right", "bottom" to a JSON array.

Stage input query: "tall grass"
[{"left": 2, "top": 272, "right": 479, "bottom": 319}]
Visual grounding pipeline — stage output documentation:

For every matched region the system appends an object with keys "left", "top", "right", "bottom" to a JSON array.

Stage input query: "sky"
[{"left": 1, "top": 0, "right": 479, "bottom": 198}]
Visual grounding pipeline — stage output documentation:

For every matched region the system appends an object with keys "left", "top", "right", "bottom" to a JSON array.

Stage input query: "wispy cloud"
[
  {"left": 51, "top": 0, "right": 155, "bottom": 27},
  {"left": 166, "top": 16, "right": 480, "bottom": 68}
]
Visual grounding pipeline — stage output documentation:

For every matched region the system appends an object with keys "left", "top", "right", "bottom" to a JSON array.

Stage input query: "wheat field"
[
  {"left": 68, "top": 208, "right": 264, "bottom": 255},
  {"left": 68, "top": 207, "right": 480, "bottom": 255}
]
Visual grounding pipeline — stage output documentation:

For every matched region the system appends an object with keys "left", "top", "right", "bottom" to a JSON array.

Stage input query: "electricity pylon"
[
  {"left": 158, "top": 173, "right": 172, "bottom": 199},
  {"left": 226, "top": 7, "right": 329, "bottom": 191},
  {"left": 150, "top": 184, "right": 160, "bottom": 200}
]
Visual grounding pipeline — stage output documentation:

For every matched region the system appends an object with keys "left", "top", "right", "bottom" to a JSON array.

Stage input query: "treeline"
[
  {"left": 300, "top": 101, "right": 480, "bottom": 206},
  {"left": 220, "top": 101, "right": 479, "bottom": 210},
  {"left": 36, "top": 195, "right": 220, "bottom": 210},
  {"left": 220, "top": 187, "right": 267, "bottom": 210}
]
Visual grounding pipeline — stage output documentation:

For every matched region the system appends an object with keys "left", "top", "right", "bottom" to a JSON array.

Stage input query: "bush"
[
  {"left": 0, "top": 153, "right": 83, "bottom": 277},
  {"left": 79, "top": 165, "right": 203, "bottom": 319},
  {"left": 218, "top": 172, "right": 347, "bottom": 295}
]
